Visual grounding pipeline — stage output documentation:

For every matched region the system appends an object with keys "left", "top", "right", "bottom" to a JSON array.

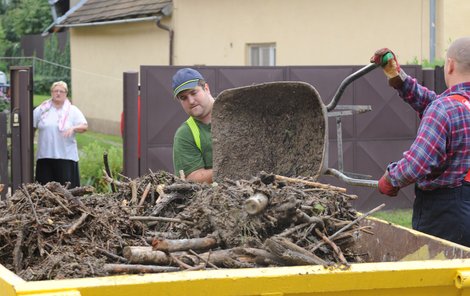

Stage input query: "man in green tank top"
[{"left": 172, "top": 68, "right": 215, "bottom": 183}]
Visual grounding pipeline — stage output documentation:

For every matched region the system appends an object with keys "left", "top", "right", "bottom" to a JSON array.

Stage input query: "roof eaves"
[
  {"left": 41, "top": 0, "right": 89, "bottom": 36},
  {"left": 55, "top": 15, "right": 162, "bottom": 28}
]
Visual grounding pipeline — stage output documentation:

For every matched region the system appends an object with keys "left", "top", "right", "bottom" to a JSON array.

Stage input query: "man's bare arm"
[{"left": 186, "top": 168, "right": 213, "bottom": 184}]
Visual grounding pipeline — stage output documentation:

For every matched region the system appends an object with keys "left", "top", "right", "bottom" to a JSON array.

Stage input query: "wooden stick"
[
  {"left": 295, "top": 209, "right": 324, "bottom": 226},
  {"left": 264, "top": 236, "right": 328, "bottom": 266},
  {"left": 151, "top": 186, "right": 181, "bottom": 216},
  {"left": 96, "top": 247, "right": 128, "bottom": 263},
  {"left": 315, "top": 228, "right": 348, "bottom": 265},
  {"left": 189, "top": 249, "right": 219, "bottom": 269},
  {"left": 274, "top": 174, "right": 347, "bottom": 193},
  {"left": 278, "top": 221, "right": 316, "bottom": 238},
  {"left": 233, "top": 247, "right": 285, "bottom": 266},
  {"left": 196, "top": 249, "right": 252, "bottom": 267},
  {"left": 138, "top": 183, "right": 152, "bottom": 207},
  {"left": 103, "top": 169, "right": 127, "bottom": 187},
  {"left": 156, "top": 184, "right": 165, "bottom": 199},
  {"left": 43, "top": 187, "right": 73, "bottom": 215},
  {"left": 310, "top": 203, "right": 385, "bottom": 253},
  {"left": 152, "top": 237, "right": 217, "bottom": 252},
  {"left": 130, "top": 180, "right": 138, "bottom": 205},
  {"left": 130, "top": 216, "right": 193, "bottom": 225},
  {"left": 13, "top": 228, "right": 24, "bottom": 274},
  {"left": 66, "top": 212, "right": 89, "bottom": 235},
  {"left": 37, "top": 233, "right": 46, "bottom": 257},
  {"left": 46, "top": 182, "right": 86, "bottom": 209},
  {"left": 103, "top": 152, "right": 116, "bottom": 193},
  {"left": 104, "top": 264, "right": 179, "bottom": 274},
  {"left": 22, "top": 185, "right": 40, "bottom": 225},
  {"left": 68, "top": 185, "right": 94, "bottom": 197},
  {"left": 169, "top": 253, "right": 192, "bottom": 270},
  {"left": 122, "top": 246, "right": 170, "bottom": 265}
]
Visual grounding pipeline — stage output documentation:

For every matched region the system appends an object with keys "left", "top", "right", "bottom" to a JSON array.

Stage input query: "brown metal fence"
[
  {"left": 0, "top": 112, "right": 7, "bottom": 200},
  {"left": 121, "top": 65, "right": 446, "bottom": 211},
  {"left": 1, "top": 64, "right": 444, "bottom": 211},
  {"left": 0, "top": 67, "right": 34, "bottom": 199}
]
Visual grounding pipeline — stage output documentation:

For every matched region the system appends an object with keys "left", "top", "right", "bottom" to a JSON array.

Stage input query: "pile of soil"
[
  {"left": 212, "top": 82, "right": 327, "bottom": 181},
  {"left": 0, "top": 171, "right": 369, "bottom": 281}
]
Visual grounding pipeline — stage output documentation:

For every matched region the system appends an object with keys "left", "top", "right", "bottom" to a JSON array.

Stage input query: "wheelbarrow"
[{"left": 211, "top": 63, "right": 380, "bottom": 188}]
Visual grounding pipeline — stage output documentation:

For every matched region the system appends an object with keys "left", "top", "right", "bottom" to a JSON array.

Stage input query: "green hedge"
[{"left": 34, "top": 75, "right": 71, "bottom": 96}]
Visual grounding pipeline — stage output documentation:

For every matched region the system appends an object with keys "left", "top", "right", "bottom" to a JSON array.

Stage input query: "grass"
[
  {"left": 76, "top": 130, "right": 122, "bottom": 150},
  {"left": 33, "top": 94, "right": 49, "bottom": 107},
  {"left": 371, "top": 209, "right": 412, "bottom": 228}
]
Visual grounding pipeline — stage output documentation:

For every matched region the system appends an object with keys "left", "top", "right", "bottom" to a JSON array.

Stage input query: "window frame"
[{"left": 247, "top": 43, "right": 276, "bottom": 66}]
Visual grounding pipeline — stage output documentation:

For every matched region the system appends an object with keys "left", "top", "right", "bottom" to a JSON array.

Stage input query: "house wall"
[
  {"left": 68, "top": 0, "right": 470, "bottom": 134},
  {"left": 437, "top": 0, "right": 470, "bottom": 59},
  {"left": 69, "top": 20, "right": 170, "bottom": 134},
  {"left": 172, "top": 0, "right": 431, "bottom": 66}
]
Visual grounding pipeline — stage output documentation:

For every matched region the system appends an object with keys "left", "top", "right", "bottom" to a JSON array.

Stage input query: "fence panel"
[
  {"left": 0, "top": 112, "right": 7, "bottom": 200},
  {"left": 135, "top": 65, "right": 440, "bottom": 211}
]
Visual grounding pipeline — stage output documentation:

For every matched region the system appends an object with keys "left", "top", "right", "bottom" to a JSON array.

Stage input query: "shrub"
[
  {"left": 0, "top": 94, "right": 9, "bottom": 112},
  {"left": 34, "top": 75, "right": 71, "bottom": 96},
  {"left": 79, "top": 141, "right": 123, "bottom": 193},
  {"left": 408, "top": 57, "right": 445, "bottom": 69}
]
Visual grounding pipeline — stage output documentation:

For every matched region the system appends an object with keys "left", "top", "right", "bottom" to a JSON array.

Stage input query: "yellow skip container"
[{"left": 2, "top": 217, "right": 470, "bottom": 296}]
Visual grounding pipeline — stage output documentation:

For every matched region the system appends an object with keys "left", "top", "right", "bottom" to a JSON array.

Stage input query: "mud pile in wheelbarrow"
[
  {"left": 0, "top": 171, "right": 374, "bottom": 280},
  {"left": 212, "top": 82, "right": 327, "bottom": 181}
]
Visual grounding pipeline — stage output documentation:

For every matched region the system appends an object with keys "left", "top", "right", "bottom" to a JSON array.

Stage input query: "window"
[{"left": 248, "top": 43, "right": 276, "bottom": 66}]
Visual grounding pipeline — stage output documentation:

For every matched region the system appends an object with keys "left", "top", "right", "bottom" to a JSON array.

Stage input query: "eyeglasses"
[{"left": 52, "top": 90, "right": 66, "bottom": 94}]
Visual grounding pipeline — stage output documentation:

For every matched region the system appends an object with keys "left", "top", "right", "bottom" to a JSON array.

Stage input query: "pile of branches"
[
  {"left": 0, "top": 171, "right": 380, "bottom": 281},
  {"left": 106, "top": 171, "right": 380, "bottom": 274},
  {"left": 0, "top": 182, "right": 147, "bottom": 280}
]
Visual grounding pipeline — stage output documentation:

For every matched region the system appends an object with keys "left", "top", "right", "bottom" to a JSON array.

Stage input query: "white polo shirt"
[{"left": 33, "top": 104, "right": 87, "bottom": 162}]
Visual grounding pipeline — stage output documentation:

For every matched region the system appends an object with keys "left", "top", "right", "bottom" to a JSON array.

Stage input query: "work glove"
[
  {"left": 378, "top": 171, "right": 399, "bottom": 197},
  {"left": 370, "top": 48, "right": 406, "bottom": 89}
]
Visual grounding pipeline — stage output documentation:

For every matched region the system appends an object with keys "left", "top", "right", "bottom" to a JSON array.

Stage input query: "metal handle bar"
[
  {"left": 326, "top": 63, "right": 379, "bottom": 112},
  {"left": 326, "top": 168, "right": 379, "bottom": 188}
]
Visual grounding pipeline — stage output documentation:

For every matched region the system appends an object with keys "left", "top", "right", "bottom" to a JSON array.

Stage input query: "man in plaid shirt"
[{"left": 371, "top": 37, "right": 470, "bottom": 247}]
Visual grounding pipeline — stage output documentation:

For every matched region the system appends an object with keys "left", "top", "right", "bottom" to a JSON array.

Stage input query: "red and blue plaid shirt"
[{"left": 387, "top": 76, "right": 470, "bottom": 190}]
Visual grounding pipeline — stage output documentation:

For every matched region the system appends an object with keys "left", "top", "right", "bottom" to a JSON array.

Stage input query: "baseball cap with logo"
[{"left": 172, "top": 68, "right": 205, "bottom": 98}]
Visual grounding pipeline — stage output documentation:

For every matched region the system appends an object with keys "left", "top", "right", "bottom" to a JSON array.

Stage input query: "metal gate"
[
  {"left": 123, "top": 65, "right": 444, "bottom": 211},
  {"left": 0, "top": 66, "right": 34, "bottom": 199}
]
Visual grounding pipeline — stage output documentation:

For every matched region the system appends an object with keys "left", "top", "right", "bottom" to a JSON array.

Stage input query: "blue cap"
[{"left": 172, "top": 68, "right": 204, "bottom": 97}]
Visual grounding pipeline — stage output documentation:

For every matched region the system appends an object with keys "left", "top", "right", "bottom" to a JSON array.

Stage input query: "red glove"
[
  {"left": 378, "top": 171, "right": 399, "bottom": 197},
  {"left": 370, "top": 48, "right": 401, "bottom": 79}
]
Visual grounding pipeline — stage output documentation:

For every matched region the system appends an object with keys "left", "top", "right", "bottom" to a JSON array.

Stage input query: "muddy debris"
[{"left": 0, "top": 170, "right": 376, "bottom": 281}]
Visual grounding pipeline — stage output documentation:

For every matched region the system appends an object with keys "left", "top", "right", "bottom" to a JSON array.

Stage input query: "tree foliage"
[
  {"left": 0, "top": 0, "right": 52, "bottom": 56},
  {"left": 35, "top": 33, "right": 71, "bottom": 94},
  {"left": 2, "top": 0, "right": 51, "bottom": 39},
  {"left": 0, "top": 0, "right": 70, "bottom": 95}
]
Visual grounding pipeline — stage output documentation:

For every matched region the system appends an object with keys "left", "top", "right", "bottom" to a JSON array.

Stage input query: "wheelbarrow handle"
[
  {"left": 326, "top": 63, "right": 380, "bottom": 112},
  {"left": 326, "top": 168, "right": 379, "bottom": 188}
]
